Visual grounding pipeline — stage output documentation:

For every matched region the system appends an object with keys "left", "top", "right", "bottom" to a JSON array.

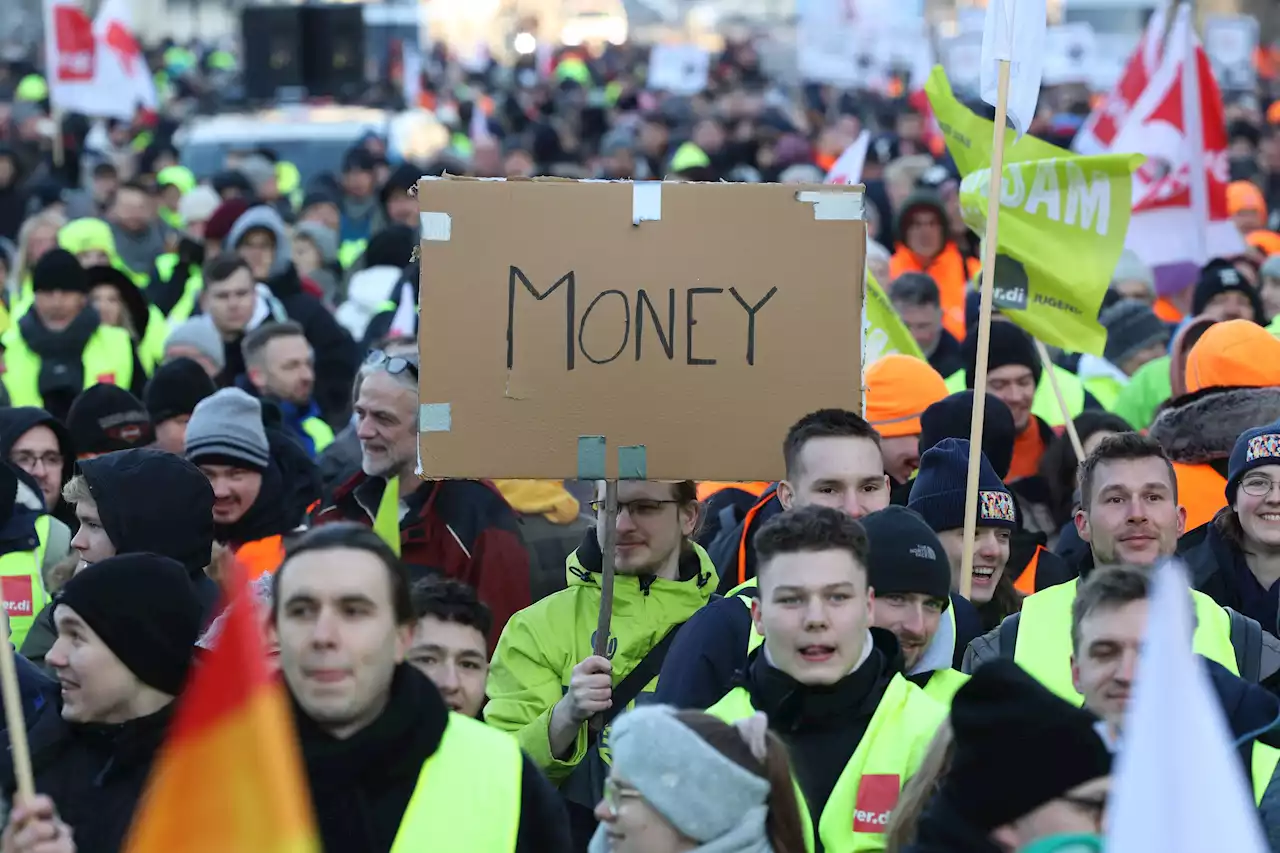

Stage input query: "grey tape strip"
[
  {"left": 419, "top": 403, "right": 452, "bottom": 432},
  {"left": 577, "top": 436, "right": 607, "bottom": 480},
  {"left": 617, "top": 445, "right": 647, "bottom": 479},
  {"left": 420, "top": 211, "right": 453, "bottom": 241}
]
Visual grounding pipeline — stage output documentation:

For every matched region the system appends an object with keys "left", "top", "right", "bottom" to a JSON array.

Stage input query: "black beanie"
[
  {"left": 919, "top": 391, "right": 1017, "bottom": 480},
  {"left": 1192, "top": 260, "right": 1265, "bottom": 320},
  {"left": 364, "top": 225, "right": 418, "bottom": 270},
  {"left": 67, "top": 384, "right": 154, "bottom": 457},
  {"left": 861, "top": 506, "right": 951, "bottom": 607},
  {"left": 963, "top": 321, "right": 1041, "bottom": 390},
  {"left": 940, "top": 659, "right": 1113, "bottom": 830},
  {"left": 31, "top": 249, "right": 90, "bottom": 294},
  {"left": 909, "top": 438, "right": 1017, "bottom": 532},
  {"left": 144, "top": 357, "right": 217, "bottom": 425},
  {"left": 55, "top": 553, "right": 202, "bottom": 695}
]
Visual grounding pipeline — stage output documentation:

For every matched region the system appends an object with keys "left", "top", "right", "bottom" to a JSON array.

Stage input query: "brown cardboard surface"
[{"left": 417, "top": 177, "right": 866, "bottom": 481}]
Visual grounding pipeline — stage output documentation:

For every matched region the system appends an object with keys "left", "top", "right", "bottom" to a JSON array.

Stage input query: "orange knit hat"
[
  {"left": 1247, "top": 229, "right": 1280, "bottom": 257},
  {"left": 865, "top": 355, "right": 950, "bottom": 438},
  {"left": 1184, "top": 320, "right": 1280, "bottom": 393},
  {"left": 1228, "top": 181, "right": 1267, "bottom": 217}
]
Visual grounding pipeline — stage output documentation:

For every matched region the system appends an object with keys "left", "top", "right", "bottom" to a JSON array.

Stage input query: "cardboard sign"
[
  {"left": 416, "top": 178, "right": 866, "bottom": 481},
  {"left": 647, "top": 44, "right": 711, "bottom": 95}
]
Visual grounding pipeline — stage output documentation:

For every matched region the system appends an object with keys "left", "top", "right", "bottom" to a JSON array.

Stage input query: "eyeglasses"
[
  {"left": 11, "top": 452, "right": 63, "bottom": 471},
  {"left": 602, "top": 777, "right": 643, "bottom": 815},
  {"left": 1241, "top": 476, "right": 1280, "bottom": 498},
  {"left": 365, "top": 349, "right": 419, "bottom": 379},
  {"left": 589, "top": 499, "right": 679, "bottom": 518}
]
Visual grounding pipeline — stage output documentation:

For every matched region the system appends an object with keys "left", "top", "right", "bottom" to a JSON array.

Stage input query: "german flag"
[{"left": 124, "top": 558, "right": 319, "bottom": 853}]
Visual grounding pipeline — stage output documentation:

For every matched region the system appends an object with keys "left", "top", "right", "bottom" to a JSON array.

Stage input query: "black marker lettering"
[
  {"left": 635, "top": 288, "right": 675, "bottom": 361},
  {"left": 728, "top": 286, "right": 778, "bottom": 366},
  {"left": 578, "top": 289, "right": 631, "bottom": 365},
  {"left": 508, "top": 266, "right": 576, "bottom": 371},
  {"left": 686, "top": 287, "right": 723, "bottom": 366}
]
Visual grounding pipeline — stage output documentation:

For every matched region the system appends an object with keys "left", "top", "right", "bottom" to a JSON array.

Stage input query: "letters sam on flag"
[
  {"left": 926, "top": 66, "right": 1142, "bottom": 356},
  {"left": 124, "top": 556, "right": 319, "bottom": 853}
]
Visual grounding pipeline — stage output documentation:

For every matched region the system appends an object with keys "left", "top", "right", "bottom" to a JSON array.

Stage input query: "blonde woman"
[{"left": 7, "top": 211, "right": 66, "bottom": 318}]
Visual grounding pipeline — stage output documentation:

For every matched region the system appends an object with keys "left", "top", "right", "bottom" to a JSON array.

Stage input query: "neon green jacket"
[
  {"left": 1110, "top": 354, "right": 1172, "bottom": 431},
  {"left": 485, "top": 542, "right": 718, "bottom": 791}
]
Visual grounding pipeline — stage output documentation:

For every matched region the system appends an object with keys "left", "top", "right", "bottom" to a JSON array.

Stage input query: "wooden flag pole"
[
  {"left": 960, "top": 59, "right": 1012, "bottom": 601},
  {"left": 0, "top": 615, "right": 35, "bottom": 806},
  {"left": 589, "top": 480, "right": 619, "bottom": 733},
  {"left": 1033, "top": 339, "right": 1087, "bottom": 462}
]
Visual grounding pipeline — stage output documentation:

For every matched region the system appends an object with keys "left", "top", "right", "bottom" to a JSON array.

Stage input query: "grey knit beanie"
[
  {"left": 164, "top": 318, "right": 226, "bottom": 373},
  {"left": 184, "top": 388, "right": 270, "bottom": 472},
  {"left": 589, "top": 706, "right": 774, "bottom": 853},
  {"left": 1100, "top": 299, "right": 1169, "bottom": 369}
]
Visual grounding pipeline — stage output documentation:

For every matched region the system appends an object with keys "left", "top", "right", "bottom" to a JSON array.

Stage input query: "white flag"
[
  {"left": 1106, "top": 560, "right": 1268, "bottom": 853},
  {"left": 980, "top": 0, "right": 1048, "bottom": 138},
  {"left": 824, "top": 131, "right": 871, "bottom": 186}
]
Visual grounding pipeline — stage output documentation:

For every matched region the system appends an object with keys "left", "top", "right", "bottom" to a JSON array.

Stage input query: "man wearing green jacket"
[{"left": 485, "top": 479, "right": 716, "bottom": 851}]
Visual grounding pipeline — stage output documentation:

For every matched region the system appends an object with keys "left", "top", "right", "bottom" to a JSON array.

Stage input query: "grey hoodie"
[{"left": 225, "top": 205, "right": 292, "bottom": 279}]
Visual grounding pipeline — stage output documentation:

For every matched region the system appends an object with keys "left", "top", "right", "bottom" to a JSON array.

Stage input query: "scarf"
[
  {"left": 19, "top": 307, "right": 100, "bottom": 401},
  {"left": 589, "top": 814, "right": 774, "bottom": 853}
]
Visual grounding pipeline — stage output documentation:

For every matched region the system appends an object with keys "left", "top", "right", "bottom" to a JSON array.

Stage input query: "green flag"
[
  {"left": 925, "top": 67, "right": 1143, "bottom": 356},
  {"left": 375, "top": 476, "right": 402, "bottom": 557},
  {"left": 864, "top": 267, "right": 925, "bottom": 363}
]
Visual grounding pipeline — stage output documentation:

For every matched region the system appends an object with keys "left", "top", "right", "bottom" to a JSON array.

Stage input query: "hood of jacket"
[
  {"left": 0, "top": 463, "right": 45, "bottom": 552},
  {"left": 491, "top": 479, "right": 581, "bottom": 524},
  {"left": 909, "top": 600, "right": 956, "bottom": 677},
  {"left": 77, "top": 448, "right": 215, "bottom": 577},
  {"left": 0, "top": 407, "right": 75, "bottom": 498},
  {"left": 226, "top": 205, "right": 292, "bottom": 279},
  {"left": 1075, "top": 352, "right": 1130, "bottom": 386},
  {"left": 1149, "top": 385, "right": 1280, "bottom": 465},
  {"left": 564, "top": 530, "right": 718, "bottom": 620}
]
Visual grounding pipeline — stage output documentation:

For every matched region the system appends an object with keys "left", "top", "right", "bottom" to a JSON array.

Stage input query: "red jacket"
[{"left": 313, "top": 474, "right": 531, "bottom": 645}]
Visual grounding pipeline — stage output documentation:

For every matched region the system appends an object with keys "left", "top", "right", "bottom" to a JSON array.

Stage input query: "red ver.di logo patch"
[
  {"left": 853, "top": 773, "right": 900, "bottom": 833},
  {"left": 2, "top": 576, "right": 34, "bottom": 616}
]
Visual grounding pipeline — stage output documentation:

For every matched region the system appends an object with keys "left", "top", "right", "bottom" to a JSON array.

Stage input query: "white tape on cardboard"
[
  {"left": 420, "top": 212, "right": 452, "bottom": 241},
  {"left": 795, "top": 191, "right": 865, "bottom": 221},
  {"left": 632, "top": 182, "right": 662, "bottom": 225}
]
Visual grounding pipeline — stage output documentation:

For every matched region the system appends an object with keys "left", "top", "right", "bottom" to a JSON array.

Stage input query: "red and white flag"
[
  {"left": 43, "top": 0, "right": 157, "bottom": 120},
  {"left": 1075, "top": 2, "right": 1242, "bottom": 286}
]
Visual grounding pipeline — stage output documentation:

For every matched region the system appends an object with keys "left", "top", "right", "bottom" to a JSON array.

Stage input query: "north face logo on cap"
[
  {"left": 909, "top": 544, "right": 937, "bottom": 561},
  {"left": 1246, "top": 434, "right": 1280, "bottom": 463},
  {"left": 979, "top": 491, "right": 1016, "bottom": 523},
  {"left": 853, "top": 773, "right": 900, "bottom": 833}
]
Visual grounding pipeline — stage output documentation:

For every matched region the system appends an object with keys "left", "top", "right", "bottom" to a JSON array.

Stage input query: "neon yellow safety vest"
[
  {"left": 339, "top": 239, "right": 367, "bottom": 270},
  {"left": 152, "top": 253, "right": 203, "bottom": 323},
  {"left": 1253, "top": 743, "right": 1280, "bottom": 806},
  {"left": 302, "top": 417, "right": 334, "bottom": 454},
  {"left": 1013, "top": 578, "right": 1240, "bottom": 704},
  {"left": 708, "top": 676, "right": 947, "bottom": 853},
  {"left": 943, "top": 364, "right": 1086, "bottom": 428},
  {"left": 1, "top": 325, "right": 135, "bottom": 408},
  {"left": 0, "top": 515, "right": 50, "bottom": 650},
  {"left": 390, "top": 713, "right": 522, "bottom": 852},
  {"left": 737, "top": 583, "right": 966, "bottom": 706}
]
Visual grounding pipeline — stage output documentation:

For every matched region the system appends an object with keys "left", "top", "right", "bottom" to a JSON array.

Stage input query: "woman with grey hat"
[{"left": 590, "top": 705, "right": 804, "bottom": 853}]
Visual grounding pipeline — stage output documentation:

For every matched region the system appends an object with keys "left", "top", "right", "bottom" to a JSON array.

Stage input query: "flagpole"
[
  {"left": 1033, "top": 339, "right": 1086, "bottom": 461},
  {"left": 959, "top": 58, "right": 1011, "bottom": 601},
  {"left": 0, "top": 616, "right": 35, "bottom": 806}
]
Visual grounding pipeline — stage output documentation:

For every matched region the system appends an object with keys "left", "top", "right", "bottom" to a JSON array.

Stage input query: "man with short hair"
[
  {"left": 107, "top": 181, "right": 169, "bottom": 280},
  {"left": 706, "top": 505, "right": 947, "bottom": 853},
  {"left": 199, "top": 252, "right": 278, "bottom": 387},
  {"left": 658, "top": 409, "right": 972, "bottom": 710},
  {"left": 19, "top": 447, "right": 218, "bottom": 666},
  {"left": 1070, "top": 564, "right": 1280, "bottom": 824},
  {"left": 274, "top": 523, "right": 568, "bottom": 852},
  {"left": 888, "top": 272, "right": 962, "bottom": 377},
  {"left": 486, "top": 479, "right": 715, "bottom": 849},
  {"left": 241, "top": 321, "right": 332, "bottom": 457},
  {"left": 313, "top": 352, "right": 530, "bottom": 642},
  {"left": 0, "top": 554, "right": 203, "bottom": 853},
  {"left": 407, "top": 577, "right": 491, "bottom": 718},
  {"left": 965, "top": 432, "right": 1280, "bottom": 698}
]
